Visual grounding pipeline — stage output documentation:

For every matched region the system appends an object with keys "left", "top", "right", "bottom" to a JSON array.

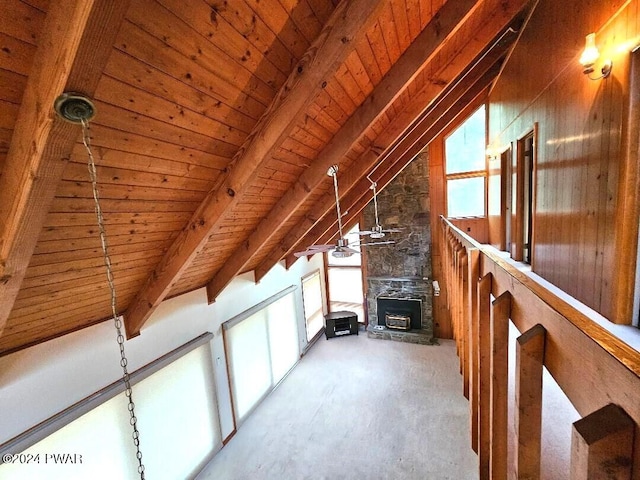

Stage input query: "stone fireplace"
[{"left": 363, "top": 152, "right": 435, "bottom": 344}]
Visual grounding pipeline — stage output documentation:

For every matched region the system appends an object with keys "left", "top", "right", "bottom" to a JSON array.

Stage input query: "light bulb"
[{"left": 579, "top": 33, "right": 600, "bottom": 71}]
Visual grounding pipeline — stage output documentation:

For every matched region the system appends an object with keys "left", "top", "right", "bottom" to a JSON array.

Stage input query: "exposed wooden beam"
[
  {"left": 255, "top": 5, "right": 527, "bottom": 279},
  {"left": 205, "top": 0, "right": 483, "bottom": 302},
  {"left": 287, "top": 68, "right": 497, "bottom": 264},
  {"left": 281, "top": 45, "right": 506, "bottom": 269},
  {"left": 311, "top": 88, "right": 491, "bottom": 253},
  {"left": 0, "top": 0, "right": 131, "bottom": 336},
  {"left": 123, "top": 0, "right": 387, "bottom": 337}
]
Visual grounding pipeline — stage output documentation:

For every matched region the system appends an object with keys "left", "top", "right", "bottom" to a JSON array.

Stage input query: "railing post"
[
  {"left": 461, "top": 250, "right": 469, "bottom": 399},
  {"left": 491, "top": 291, "right": 511, "bottom": 480},
  {"left": 468, "top": 248, "right": 480, "bottom": 453},
  {"left": 571, "top": 404, "right": 635, "bottom": 480},
  {"left": 515, "top": 324, "right": 546, "bottom": 479},
  {"left": 453, "top": 242, "right": 464, "bottom": 361},
  {"left": 477, "top": 273, "right": 493, "bottom": 480}
]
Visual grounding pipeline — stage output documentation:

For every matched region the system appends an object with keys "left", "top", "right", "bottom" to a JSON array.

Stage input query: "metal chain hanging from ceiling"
[
  {"left": 81, "top": 118, "right": 145, "bottom": 479},
  {"left": 54, "top": 92, "right": 146, "bottom": 479}
]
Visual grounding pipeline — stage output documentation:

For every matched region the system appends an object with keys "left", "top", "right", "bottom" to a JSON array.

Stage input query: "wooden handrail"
[
  {"left": 440, "top": 215, "right": 640, "bottom": 378},
  {"left": 439, "top": 215, "right": 640, "bottom": 479}
]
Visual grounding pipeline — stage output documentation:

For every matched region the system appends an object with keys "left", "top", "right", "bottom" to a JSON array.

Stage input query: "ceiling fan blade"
[
  {"left": 294, "top": 245, "right": 334, "bottom": 257},
  {"left": 306, "top": 244, "right": 334, "bottom": 250},
  {"left": 352, "top": 230, "right": 375, "bottom": 236}
]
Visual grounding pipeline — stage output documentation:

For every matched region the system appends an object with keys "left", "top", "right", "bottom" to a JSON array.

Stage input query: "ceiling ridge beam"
[
  {"left": 205, "top": 0, "right": 484, "bottom": 302},
  {"left": 283, "top": 58, "right": 505, "bottom": 268},
  {"left": 123, "top": 0, "right": 388, "bottom": 337},
  {"left": 0, "top": 0, "right": 132, "bottom": 337}
]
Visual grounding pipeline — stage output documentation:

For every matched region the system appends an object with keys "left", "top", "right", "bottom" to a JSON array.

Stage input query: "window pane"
[
  {"left": 267, "top": 294, "right": 299, "bottom": 384},
  {"left": 226, "top": 290, "right": 300, "bottom": 423},
  {"left": 447, "top": 177, "right": 485, "bottom": 218},
  {"left": 0, "top": 394, "right": 136, "bottom": 480},
  {"left": 445, "top": 106, "right": 486, "bottom": 174},
  {"left": 302, "top": 272, "right": 324, "bottom": 341},
  {"left": 227, "top": 312, "right": 272, "bottom": 420},
  {"left": 327, "top": 268, "right": 364, "bottom": 322},
  {"left": 0, "top": 345, "right": 219, "bottom": 480},
  {"left": 134, "top": 346, "right": 219, "bottom": 480}
]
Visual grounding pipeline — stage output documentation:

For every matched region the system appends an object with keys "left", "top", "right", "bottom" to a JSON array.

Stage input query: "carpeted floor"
[{"left": 196, "top": 331, "right": 478, "bottom": 480}]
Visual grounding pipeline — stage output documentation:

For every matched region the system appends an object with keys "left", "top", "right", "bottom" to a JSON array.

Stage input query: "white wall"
[{"left": 0, "top": 255, "right": 324, "bottom": 446}]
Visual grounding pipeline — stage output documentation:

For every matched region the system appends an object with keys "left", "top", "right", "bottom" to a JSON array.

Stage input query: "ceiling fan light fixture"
[{"left": 331, "top": 248, "right": 353, "bottom": 258}]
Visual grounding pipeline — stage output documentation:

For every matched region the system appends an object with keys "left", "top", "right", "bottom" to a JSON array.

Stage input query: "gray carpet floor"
[{"left": 197, "top": 332, "right": 478, "bottom": 480}]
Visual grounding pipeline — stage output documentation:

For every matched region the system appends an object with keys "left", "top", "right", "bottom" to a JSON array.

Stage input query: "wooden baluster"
[
  {"left": 444, "top": 231, "right": 455, "bottom": 310},
  {"left": 468, "top": 248, "right": 481, "bottom": 453},
  {"left": 442, "top": 225, "right": 448, "bottom": 308},
  {"left": 515, "top": 324, "right": 546, "bottom": 479},
  {"left": 461, "top": 250, "right": 470, "bottom": 399},
  {"left": 490, "top": 291, "right": 511, "bottom": 480},
  {"left": 455, "top": 243, "right": 464, "bottom": 362},
  {"left": 452, "top": 242, "right": 458, "bottom": 349},
  {"left": 459, "top": 246, "right": 464, "bottom": 355},
  {"left": 477, "top": 273, "right": 493, "bottom": 480},
  {"left": 571, "top": 404, "right": 635, "bottom": 480}
]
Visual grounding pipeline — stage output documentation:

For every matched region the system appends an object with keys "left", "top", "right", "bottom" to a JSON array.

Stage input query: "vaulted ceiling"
[{"left": 0, "top": 0, "right": 531, "bottom": 355}]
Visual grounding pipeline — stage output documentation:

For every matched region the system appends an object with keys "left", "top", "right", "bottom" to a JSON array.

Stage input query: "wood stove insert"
[{"left": 376, "top": 297, "right": 422, "bottom": 330}]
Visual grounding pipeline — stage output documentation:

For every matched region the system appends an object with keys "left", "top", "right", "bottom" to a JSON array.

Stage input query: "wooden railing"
[{"left": 440, "top": 216, "right": 640, "bottom": 479}]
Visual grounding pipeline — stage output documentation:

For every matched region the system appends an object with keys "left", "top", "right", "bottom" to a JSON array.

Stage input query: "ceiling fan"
[
  {"left": 294, "top": 165, "right": 394, "bottom": 259},
  {"left": 353, "top": 175, "right": 403, "bottom": 239}
]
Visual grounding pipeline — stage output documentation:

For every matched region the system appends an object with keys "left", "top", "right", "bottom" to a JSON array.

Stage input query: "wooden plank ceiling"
[{"left": 0, "top": 0, "right": 531, "bottom": 354}]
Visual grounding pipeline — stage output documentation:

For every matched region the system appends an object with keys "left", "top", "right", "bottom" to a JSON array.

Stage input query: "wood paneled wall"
[
  {"left": 488, "top": 0, "right": 640, "bottom": 324},
  {"left": 450, "top": 218, "right": 489, "bottom": 244}
]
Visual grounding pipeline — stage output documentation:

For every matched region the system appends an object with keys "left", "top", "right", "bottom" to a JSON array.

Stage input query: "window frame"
[
  {"left": 324, "top": 223, "right": 366, "bottom": 324},
  {"left": 0, "top": 332, "right": 219, "bottom": 467},
  {"left": 222, "top": 286, "right": 300, "bottom": 426},
  {"left": 444, "top": 105, "right": 488, "bottom": 219},
  {"left": 301, "top": 269, "right": 325, "bottom": 343}
]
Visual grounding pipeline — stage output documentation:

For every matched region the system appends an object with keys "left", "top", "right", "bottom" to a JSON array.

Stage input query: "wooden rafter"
[
  {"left": 123, "top": 0, "right": 388, "bottom": 337},
  {"left": 297, "top": 66, "right": 501, "bottom": 256},
  {"left": 254, "top": 3, "right": 528, "bottom": 279},
  {"left": 0, "top": 0, "right": 131, "bottom": 337},
  {"left": 285, "top": 57, "right": 505, "bottom": 267},
  {"left": 204, "top": 0, "right": 483, "bottom": 302}
]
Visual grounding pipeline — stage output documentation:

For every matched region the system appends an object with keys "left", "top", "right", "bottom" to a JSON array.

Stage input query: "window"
[
  {"left": 301, "top": 270, "right": 324, "bottom": 342},
  {"left": 445, "top": 106, "right": 487, "bottom": 218},
  {"left": 0, "top": 338, "right": 221, "bottom": 480},
  {"left": 326, "top": 225, "right": 365, "bottom": 323},
  {"left": 224, "top": 288, "right": 299, "bottom": 423}
]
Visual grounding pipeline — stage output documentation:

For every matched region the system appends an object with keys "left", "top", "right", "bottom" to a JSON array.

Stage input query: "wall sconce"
[{"left": 579, "top": 33, "right": 612, "bottom": 80}]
